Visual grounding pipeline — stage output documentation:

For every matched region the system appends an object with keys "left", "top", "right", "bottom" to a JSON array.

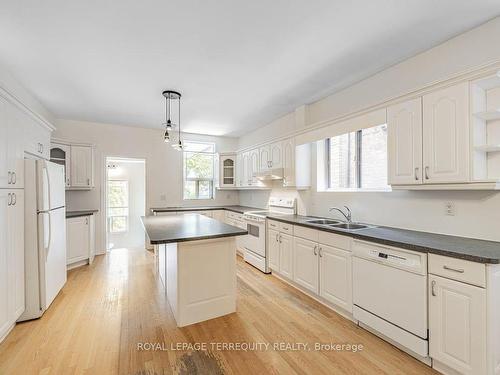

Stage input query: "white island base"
[{"left": 158, "top": 237, "right": 237, "bottom": 327}]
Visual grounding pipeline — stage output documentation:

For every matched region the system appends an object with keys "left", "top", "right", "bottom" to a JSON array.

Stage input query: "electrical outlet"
[{"left": 444, "top": 201, "right": 456, "bottom": 216}]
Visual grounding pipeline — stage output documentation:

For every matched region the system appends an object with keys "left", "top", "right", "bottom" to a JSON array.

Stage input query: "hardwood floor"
[{"left": 0, "top": 248, "right": 438, "bottom": 375}]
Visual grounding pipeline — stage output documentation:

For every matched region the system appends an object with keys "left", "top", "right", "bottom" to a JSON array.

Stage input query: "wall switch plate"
[{"left": 444, "top": 201, "right": 456, "bottom": 216}]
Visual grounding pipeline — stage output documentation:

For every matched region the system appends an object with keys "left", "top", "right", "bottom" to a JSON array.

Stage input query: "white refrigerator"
[{"left": 18, "top": 159, "right": 67, "bottom": 321}]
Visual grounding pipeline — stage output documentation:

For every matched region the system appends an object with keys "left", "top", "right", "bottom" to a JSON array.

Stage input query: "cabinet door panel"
[
  {"left": 283, "top": 138, "right": 295, "bottom": 186},
  {"left": 387, "top": 98, "right": 423, "bottom": 185},
  {"left": 429, "top": 275, "right": 486, "bottom": 375},
  {"left": 8, "top": 191, "right": 24, "bottom": 320},
  {"left": 268, "top": 229, "right": 280, "bottom": 271},
  {"left": 259, "top": 146, "right": 270, "bottom": 171},
  {"left": 423, "top": 83, "right": 469, "bottom": 183},
  {"left": 270, "top": 141, "right": 283, "bottom": 168},
  {"left": 71, "top": 145, "right": 92, "bottom": 187},
  {"left": 0, "top": 98, "right": 8, "bottom": 188},
  {"left": 279, "top": 233, "right": 293, "bottom": 279},
  {"left": 66, "top": 216, "right": 90, "bottom": 264},
  {"left": 293, "top": 237, "right": 318, "bottom": 293},
  {"left": 0, "top": 191, "right": 10, "bottom": 336},
  {"left": 319, "top": 245, "right": 352, "bottom": 312}
]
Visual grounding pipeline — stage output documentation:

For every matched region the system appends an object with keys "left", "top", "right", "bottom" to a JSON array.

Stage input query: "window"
[
  {"left": 326, "top": 124, "right": 389, "bottom": 190},
  {"left": 107, "top": 180, "right": 129, "bottom": 232},
  {"left": 183, "top": 141, "right": 215, "bottom": 200}
]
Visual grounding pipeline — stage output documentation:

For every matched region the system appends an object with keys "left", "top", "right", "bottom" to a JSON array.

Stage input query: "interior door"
[
  {"left": 319, "top": 244, "right": 352, "bottom": 312},
  {"left": 293, "top": 237, "right": 319, "bottom": 293},
  {"left": 387, "top": 98, "right": 423, "bottom": 185},
  {"left": 429, "top": 275, "right": 486, "bottom": 375},
  {"left": 422, "top": 82, "right": 469, "bottom": 183}
]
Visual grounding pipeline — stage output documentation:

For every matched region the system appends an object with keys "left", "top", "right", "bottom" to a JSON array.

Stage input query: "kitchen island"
[{"left": 141, "top": 213, "right": 247, "bottom": 327}]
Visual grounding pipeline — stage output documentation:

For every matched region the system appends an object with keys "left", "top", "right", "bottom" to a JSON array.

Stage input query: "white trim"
[{"left": 0, "top": 84, "right": 56, "bottom": 131}]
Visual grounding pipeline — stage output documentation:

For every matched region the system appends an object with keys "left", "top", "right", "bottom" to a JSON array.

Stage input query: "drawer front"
[
  {"left": 318, "top": 231, "right": 351, "bottom": 251},
  {"left": 267, "top": 220, "right": 279, "bottom": 230},
  {"left": 279, "top": 222, "right": 293, "bottom": 234},
  {"left": 293, "top": 225, "right": 319, "bottom": 242},
  {"left": 428, "top": 254, "right": 486, "bottom": 288}
]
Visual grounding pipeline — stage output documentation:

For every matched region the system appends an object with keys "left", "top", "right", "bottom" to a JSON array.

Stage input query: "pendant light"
[{"left": 162, "top": 90, "right": 182, "bottom": 149}]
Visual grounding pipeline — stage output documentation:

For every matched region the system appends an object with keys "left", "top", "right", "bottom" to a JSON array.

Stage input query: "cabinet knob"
[
  {"left": 12, "top": 193, "right": 16, "bottom": 205},
  {"left": 318, "top": 247, "right": 323, "bottom": 257},
  {"left": 7, "top": 193, "right": 11, "bottom": 206},
  {"left": 313, "top": 244, "right": 318, "bottom": 256},
  {"left": 12, "top": 172, "right": 16, "bottom": 185},
  {"left": 431, "top": 280, "right": 437, "bottom": 297},
  {"left": 425, "top": 166, "right": 430, "bottom": 180},
  {"left": 87, "top": 178, "right": 90, "bottom": 185},
  {"left": 414, "top": 167, "right": 419, "bottom": 181}
]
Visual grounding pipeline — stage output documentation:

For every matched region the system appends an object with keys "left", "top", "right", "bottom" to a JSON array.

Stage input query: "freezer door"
[
  {"left": 39, "top": 207, "right": 67, "bottom": 309},
  {"left": 37, "top": 160, "right": 65, "bottom": 211}
]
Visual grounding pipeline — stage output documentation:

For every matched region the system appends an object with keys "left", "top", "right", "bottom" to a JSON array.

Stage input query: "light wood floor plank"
[{"left": 0, "top": 248, "right": 438, "bottom": 375}]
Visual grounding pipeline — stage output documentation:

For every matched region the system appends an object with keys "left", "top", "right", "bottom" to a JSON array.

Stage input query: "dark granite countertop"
[
  {"left": 141, "top": 213, "right": 248, "bottom": 245},
  {"left": 66, "top": 210, "right": 99, "bottom": 218},
  {"left": 150, "top": 205, "right": 262, "bottom": 214},
  {"left": 267, "top": 214, "right": 500, "bottom": 264}
]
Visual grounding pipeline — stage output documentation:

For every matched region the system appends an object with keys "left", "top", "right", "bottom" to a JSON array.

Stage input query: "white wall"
[
  {"left": 53, "top": 119, "right": 240, "bottom": 253},
  {"left": 107, "top": 159, "right": 146, "bottom": 250},
  {"left": 239, "top": 17, "right": 500, "bottom": 242}
]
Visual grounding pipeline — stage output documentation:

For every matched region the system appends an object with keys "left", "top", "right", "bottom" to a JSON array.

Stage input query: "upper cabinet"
[
  {"left": 389, "top": 82, "right": 474, "bottom": 188},
  {"left": 388, "top": 98, "right": 423, "bottom": 185},
  {"left": 422, "top": 82, "right": 470, "bottom": 184},
  {"left": 51, "top": 140, "right": 94, "bottom": 190},
  {"left": 218, "top": 153, "right": 236, "bottom": 188},
  {"left": 259, "top": 141, "right": 283, "bottom": 172},
  {"left": 283, "top": 137, "right": 311, "bottom": 189}
]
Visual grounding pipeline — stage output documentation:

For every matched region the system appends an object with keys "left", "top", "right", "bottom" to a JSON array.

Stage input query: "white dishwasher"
[{"left": 352, "top": 240, "right": 429, "bottom": 360}]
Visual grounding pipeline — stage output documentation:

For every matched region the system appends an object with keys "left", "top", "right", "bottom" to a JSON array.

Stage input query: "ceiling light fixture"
[{"left": 162, "top": 90, "right": 182, "bottom": 149}]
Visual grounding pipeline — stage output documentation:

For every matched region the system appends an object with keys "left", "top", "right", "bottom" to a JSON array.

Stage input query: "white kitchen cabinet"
[
  {"left": 70, "top": 145, "right": 94, "bottom": 189},
  {"left": 293, "top": 237, "right": 319, "bottom": 293},
  {"left": 282, "top": 137, "right": 295, "bottom": 186},
  {"left": 66, "top": 214, "right": 95, "bottom": 268},
  {"left": 236, "top": 153, "right": 243, "bottom": 187},
  {"left": 279, "top": 233, "right": 293, "bottom": 279},
  {"left": 268, "top": 228, "right": 280, "bottom": 271},
  {"left": 429, "top": 274, "right": 486, "bottom": 375},
  {"left": 259, "top": 145, "right": 271, "bottom": 171},
  {"left": 249, "top": 148, "right": 260, "bottom": 186},
  {"left": 283, "top": 138, "right": 311, "bottom": 188},
  {"left": 422, "top": 82, "right": 470, "bottom": 183},
  {"left": 387, "top": 97, "right": 423, "bottom": 185},
  {"left": 241, "top": 151, "right": 249, "bottom": 187},
  {"left": 50, "top": 142, "right": 71, "bottom": 187},
  {"left": 319, "top": 244, "right": 352, "bottom": 313},
  {"left": 0, "top": 189, "right": 25, "bottom": 341},
  {"left": 0, "top": 97, "right": 26, "bottom": 189},
  {"left": 269, "top": 141, "right": 283, "bottom": 169},
  {"left": 218, "top": 153, "right": 236, "bottom": 188},
  {"left": 212, "top": 210, "right": 226, "bottom": 222}
]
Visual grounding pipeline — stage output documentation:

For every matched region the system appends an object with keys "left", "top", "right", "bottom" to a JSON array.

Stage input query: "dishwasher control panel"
[{"left": 353, "top": 240, "right": 427, "bottom": 275}]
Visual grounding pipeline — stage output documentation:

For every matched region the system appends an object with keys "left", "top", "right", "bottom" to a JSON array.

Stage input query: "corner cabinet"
[
  {"left": 218, "top": 153, "right": 236, "bottom": 188},
  {"left": 51, "top": 140, "right": 94, "bottom": 190}
]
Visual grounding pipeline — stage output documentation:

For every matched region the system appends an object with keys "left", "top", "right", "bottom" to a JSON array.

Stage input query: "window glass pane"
[
  {"left": 360, "top": 124, "right": 389, "bottom": 189},
  {"left": 184, "top": 141, "right": 215, "bottom": 153},
  {"left": 185, "top": 152, "right": 214, "bottom": 179},
  {"left": 198, "top": 180, "right": 212, "bottom": 199},
  {"left": 110, "top": 216, "right": 127, "bottom": 233},
  {"left": 108, "top": 207, "right": 128, "bottom": 217},
  {"left": 108, "top": 181, "right": 128, "bottom": 207},
  {"left": 329, "top": 132, "right": 357, "bottom": 189},
  {"left": 184, "top": 180, "right": 197, "bottom": 199}
]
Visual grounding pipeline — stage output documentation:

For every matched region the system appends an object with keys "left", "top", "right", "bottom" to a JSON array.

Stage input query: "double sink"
[{"left": 305, "top": 219, "right": 373, "bottom": 231}]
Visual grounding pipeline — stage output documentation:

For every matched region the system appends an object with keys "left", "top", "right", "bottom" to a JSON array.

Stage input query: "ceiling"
[{"left": 1, "top": 1, "right": 499, "bottom": 137}]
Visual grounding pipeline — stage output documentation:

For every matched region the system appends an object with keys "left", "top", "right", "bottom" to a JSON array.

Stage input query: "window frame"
[
  {"left": 325, "top": 124, "right": 391, "bottom": 192},
  {"left": 183, "top": 141, "right": 216, "bottom": 200},
  {"left": 107, "top": 179, "right": 130, "bottom": 233}
]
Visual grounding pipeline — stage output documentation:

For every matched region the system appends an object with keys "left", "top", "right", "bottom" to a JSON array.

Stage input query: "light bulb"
[{"left": 164, "top": 130, "right": 170, "bottom": 142}]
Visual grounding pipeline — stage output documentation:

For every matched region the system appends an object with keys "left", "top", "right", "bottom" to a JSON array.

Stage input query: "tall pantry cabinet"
[{"left": 0, "top": 91, "right": 53, "bottom": 343}]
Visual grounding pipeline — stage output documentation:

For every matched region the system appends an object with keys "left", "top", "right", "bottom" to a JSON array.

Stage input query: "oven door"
[{"left": 244, "top": 221, "right": 265, "bottom": 257}]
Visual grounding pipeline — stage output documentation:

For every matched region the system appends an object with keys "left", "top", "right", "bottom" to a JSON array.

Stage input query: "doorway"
[{"left": 105, "top": 157, "right": 146, "bottom": 251}]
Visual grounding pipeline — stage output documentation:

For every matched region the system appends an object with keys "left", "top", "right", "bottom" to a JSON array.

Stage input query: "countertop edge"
[{"left": 149, "top": 230, "right": 248, "bottom": 245}]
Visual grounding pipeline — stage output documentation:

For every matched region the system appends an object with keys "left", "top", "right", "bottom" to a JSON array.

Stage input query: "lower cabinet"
[
  {"left": 268, "top": 229, "right": 280, "bottom": 271},
  {"left": 319, "top": 245, "right": 352, "bottom": 313},
  {"left": 0, "top": 189, "right": 25, "bottom": 341},
  {"left": 66, "top": 215, "right": 95, "bottom": 268},
  {"left": 293, "top": 237, "right": 319, "bottom": 293},
  {"left": 429, "top": 274, "right": 486, "bottom": 375}
]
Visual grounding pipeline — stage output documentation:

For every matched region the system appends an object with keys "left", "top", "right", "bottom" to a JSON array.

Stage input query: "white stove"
[{"left": 241, "top": 198, "right": 296, "bottom": 273}]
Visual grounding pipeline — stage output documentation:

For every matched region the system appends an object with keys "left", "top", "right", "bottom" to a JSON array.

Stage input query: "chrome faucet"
[{"left": 329, "top": 206, "right": 352, "bottom": 223}]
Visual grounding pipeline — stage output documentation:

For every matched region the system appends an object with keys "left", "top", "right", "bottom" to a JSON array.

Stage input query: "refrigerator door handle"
[{"left": 44, "top": 166, "right": 52, "bottom": 210}]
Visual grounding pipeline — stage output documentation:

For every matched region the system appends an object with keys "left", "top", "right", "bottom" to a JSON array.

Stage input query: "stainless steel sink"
[
  {"left": 329, "top": 223, "right": 372, "bottom": 230},
  {"left": 306, "top": 219, "right": 342, "bottom": 225}
]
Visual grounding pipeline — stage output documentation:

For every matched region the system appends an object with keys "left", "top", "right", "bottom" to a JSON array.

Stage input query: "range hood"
[{"left": 254, "top": 168, "right": 284, "bottom": 180}]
